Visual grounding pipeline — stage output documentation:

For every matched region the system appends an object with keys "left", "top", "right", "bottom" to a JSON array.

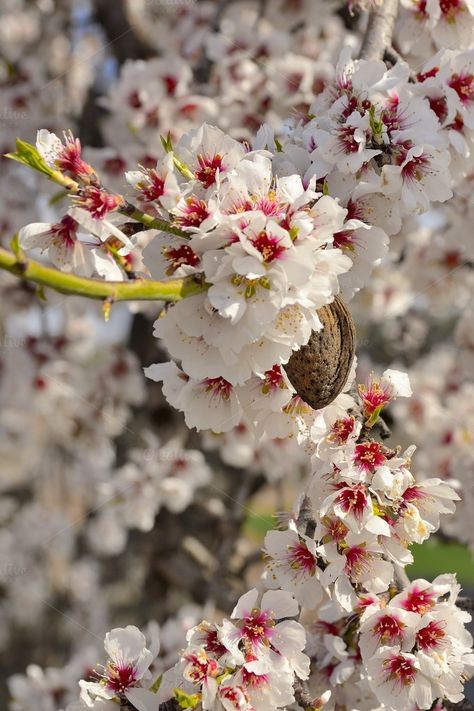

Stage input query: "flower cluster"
[{"left": 301, "top": 574, "right": 474, "bottom": 710}]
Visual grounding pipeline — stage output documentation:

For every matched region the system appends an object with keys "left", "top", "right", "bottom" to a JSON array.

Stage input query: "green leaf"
[
  {"left": 49, "top": 190, "right": 69, "bottom": 206},
  {"left": 6, "top": 138, "right": 55, "bottom": 178},
  {"left": 174, "top": 689, "right": 201, "bottom": 709},
  {"left": 160, "top": 132, "right": 173, "bottom": 154},
  {"left": 9, "top": 233, "right": 23, "bottom": 259},
  {"left": 274, "top": 137, "right": 283, "bottom": 153},
  {"left": 36, "top": 285, "right": 47, "bottom": 302},
  {"left": 149, "top": 674, "right": 162, "bottom": 693}
]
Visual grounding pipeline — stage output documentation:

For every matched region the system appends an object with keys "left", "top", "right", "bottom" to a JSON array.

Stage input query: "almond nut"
[{"left": 284, "top": 295, "right": 356, "bottom": 410}]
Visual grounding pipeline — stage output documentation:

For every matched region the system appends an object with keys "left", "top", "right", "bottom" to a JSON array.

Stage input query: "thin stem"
[
  {"left": 0, "top": 247, "right": 206, "bottom": 302},
  {"left": 359, "top": 0, "right": 400, "bottom": 60},
  {"left": 120, "top": 202, "right": 189, "bottom": 238}
]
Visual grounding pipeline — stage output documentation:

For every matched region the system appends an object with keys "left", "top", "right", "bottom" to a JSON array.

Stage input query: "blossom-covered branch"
[{"left": 0, "top": 246, "right": 206, "bottom": 302}]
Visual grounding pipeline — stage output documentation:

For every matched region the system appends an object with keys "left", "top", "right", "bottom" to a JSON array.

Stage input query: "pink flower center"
[
  {"left": 57, "top": 135, "right": 92, "bottom": 177},
  {"left": 202, "top": 377, "right": 233, "bottom": 401},
  {"left": 184, "top": 654, "right": 219, "bottom": 683},
  {"left": 203, "top": 630, "right": 228, "bottom": 658},
  {"left": 402, "top": 586, "right": 436, "bottom": 614},
  {"left": 78, "top": 187, "right": 121, "bottom": 219},
  {"left": 439, "top": 0, "right": 463, "bottom": 20},
  {"left": 242, "top": 608, "right": 274, "bottom": 645},
  {"left": 252, "top": 231, "right": 286, "bottom": 263},
  {"left": 164, "top": 244, "right": 200, "bottom": 275},
  {"left": 353, "top": 441, "right": 387, "bottom": 472},
  {"left": 373, "top": 614, "right": 405, "bottom": 645},
  {"left": 219, "top": 685, "right": 249, "bottom": 707},
  {"left": 50, "top": 215, "right": 78, "bottom": 248},
  {"left": 140, "top": 170, "right": 165, "bottom": 202},
  {"left": 333, "top": 229, "right": 357, "bottom": 250},
  {"left": 336, "top": 483, "right": 368, "bottom": 519},
  {"left": 359, "top": 379, "right": 393, "bottom": 416},
  {"left": 162, "top": 75, "right": 178, "bottom": 96},
  {"left": 383, "top": 654, "right": 416, "bottom": 686},
  {"left": 449, "top": 72, "right": 474, "bottom": 104},
  {"left": 255, "top": 196, "right": 281, "bottom": 217},
  {"left": 416, "top": 620, "right": 446, "bottom": 650},
  {"left": 105, "top": 662, "right": 138, "bottom": 693},
  {"left": 337, "top": 125, "right": 360, "bottom": 154},
  {"left": 195, "top": 153, "right": 223, "bottom": 188},
  {"left": 401, "top": 152, "right": 430, "bottom": 182},
  {"left": 428, "top": 95, "right": 448, "bottom": 122},
  {"left": 262, "top": 364, "right": 285, "bottom": 393},
  {"left": 241, "top": 668, "right": 268, "bottom": 688},
  {"left": 344, "top": 545, "right": 371, "bottom": 579},
  {"left": 288, "top": 541, "right": 317, "bottom": 573},
  {"left": 324, "top": 516, "right": 349, "bottom": 542},
  {"left": 175, "top": 196, "right": 209, "bottom": 228},
  {"left": 328, "top": 416, "right": 355, "bottom": 445}
]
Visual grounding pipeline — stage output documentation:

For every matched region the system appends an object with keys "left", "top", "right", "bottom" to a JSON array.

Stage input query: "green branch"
[
  {"left": 6, "top": 139, "right": 189, "bottom": 239},
  {"left": 0, "top": 247, "right": 207, "bottom": 302}
]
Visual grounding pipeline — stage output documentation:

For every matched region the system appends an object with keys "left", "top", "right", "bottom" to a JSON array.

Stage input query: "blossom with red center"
[
  {"left": 323, "top": 516, "right": 349, "bottom": 542},
  {"left": 337, "top": 125, "right": 360, "bottom": 154},
  {"left": 401, "top": 586, "right": 436, "bottom": 614},
  {"left": 401, "top": 151, "right": 431, "bottom": 182},
  {"left": 416, "top": 620, "right": 446, "bottom": 651},
  {"left": 240, "top": 667, "right": 268, "bottom": 688},
  {"left": 426, "top": 91, "right": 449, "bottom": 123},
  {"left": 359, "top": 376, "right": 393, "bottom": 424},
  {"left": 254, "top": 195, "right": 281, "bottom": 218},
  {"left": 287, "top": 541, "right": 317, "bottom": 574},
  {"left": 174, "top": 196, "right": 209, "bottom": 228},
  {"left": 414, "top": 0, "right": 428, "bottom": 19},
  {"left": 50, "top": 215, "right": 78, "bottom": 248},
  {"left": 382, "top": 653, "right": 417, "bottom": 686},
  {"left": 335, "top": 482, "right": 368, "bottom": 520},
  {"left": 137, "top": 169, "right": 165, "bottom": 202},
  {"left": 327, "top": 416, "right": 356, "bottom": 445},
  {"left": 353, "top": 441, "right": 387, "bottom": 473},
  {"left": 261, "top": 365, "right": 285, "bottom": 394},
  {"left": 202, "top": 377, "right": 233, "bottom": 401},
  {"left": 372, "top": 614, "right": 406, "bottom": 646},
  {"left": 439, "top": 0, "right": 464, "bottom": 20},
  {"left": 448, "top": 72, "right": 474, "bottom": 105},
  {"left": 76, "top": 187, "right": 122, "bottom": 219},
  {"left": 332, "top": 229, "right": 357, "bottom": 250},
  {"left": 219, "top": 685, "right": 249, "bottom": 708},
  {"left": 202, "top": 629, "right": 229, "bottom": 658},
  {"left": 195, "top": 153, "right": 223, "bottom": 188},
  {"left": 251, "top": 231, "right": 286, "bottom": 263},
  {"left": 401, "top": 485, "right": 426, "bottom": 504},
  {"left": 162, "top": 75, "right": 178, "bottom": 96},
  {"left": 104, "top": 662, "right": 138, "bottom": 693},
  {"left": 163, "top": 244, "right": 200, "bottom": 275},
  {"left": 241, "top": 608, "right": 275, "bottom": 649},
  {"left": 56, "top": 131, "right": 94, "bottom": 177},
  {"left": 344, "top": 545, "right": 372, "bottom": 579},
  {"left": 183, "top": 651, "right": 219, "bottom": 684}
]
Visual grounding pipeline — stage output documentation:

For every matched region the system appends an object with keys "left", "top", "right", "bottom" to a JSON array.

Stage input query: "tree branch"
[
  {"left": 0, "top": 247, "right": 206, "bottom": 303},
  {"left": 358, "top": 0, "right": 400, "bottom": 60}
]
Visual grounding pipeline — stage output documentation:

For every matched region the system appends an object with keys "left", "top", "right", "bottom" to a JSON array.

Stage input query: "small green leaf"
[
  {"left": 9, "top": 233, "right": 23, "bottom": 259},
  {"left": 149, "top": 674, "right": 162, "bottom": 693},
  {"left": 161, "top": 132, "right": 173, "bottom": 154},
  {"left": 36, "top": 285, "right": 48, "bottom": 302},
  {"left": 6, "top": 138, "right": 55, "bottom": 178},
  {"left": 49, "top": 190, "right": 69, "bottom": 206},
  {"left": 274, "top": 137, "right": 283, "bottom": 153},
  {"left": 174, "top": 689, "right": 201, "bottom": 709},
  {"left": 172, "top": 154, "right": 194, "bottom": 180}
]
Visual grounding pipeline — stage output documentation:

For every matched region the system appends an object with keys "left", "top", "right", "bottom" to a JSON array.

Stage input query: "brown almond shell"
[{"left": 284, "top": 295, "right": 356, "bottom": 410}]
